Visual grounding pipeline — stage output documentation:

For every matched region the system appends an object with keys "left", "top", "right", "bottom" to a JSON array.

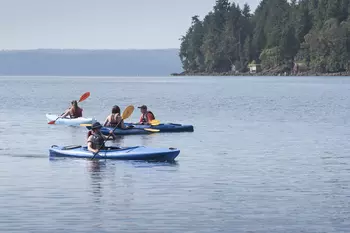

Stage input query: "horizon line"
[{"left": 0, "top": 48, "right": 180, "bottom": 51}]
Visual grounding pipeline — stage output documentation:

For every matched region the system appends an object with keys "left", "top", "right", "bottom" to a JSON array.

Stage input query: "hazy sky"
[{"left": 0, "top": 0, "right": 261, "bottom": 50}]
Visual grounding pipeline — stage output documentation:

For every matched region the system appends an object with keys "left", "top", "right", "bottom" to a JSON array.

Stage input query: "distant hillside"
[{"left": 0, "top": 49, "right": 182, "bottom": 76}]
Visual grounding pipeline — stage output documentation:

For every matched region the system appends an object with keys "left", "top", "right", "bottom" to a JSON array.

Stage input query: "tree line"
[{"left": 179, "top": 0, "right": 350, "bottom": 74}]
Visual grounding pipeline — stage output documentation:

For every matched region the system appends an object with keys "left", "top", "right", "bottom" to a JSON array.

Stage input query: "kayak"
[
  {"left": 46, "top": 113, "right": 97, "bottom": 126},
  {"left": 124, "top": 122, "right": 194, "bottom": 132},
  {"left": 86, "top": 126, "right": 155, "bottom": 135},
  {"left": 49, "top": 145, "right": 180, "bottom": 161},
  {"left": 85, "top": 123, "right": 194, "bottom": 135}
]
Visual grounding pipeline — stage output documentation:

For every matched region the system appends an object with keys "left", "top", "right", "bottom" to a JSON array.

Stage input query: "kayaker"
[
  {"left": 103, "top": 105, "right": 126, "bottom": 128},
  {"left": 87, "top": 122, "right": 116, "bottom": 153},
  {"left": 61, "top": 100, "right": 83, "bottom": 119},
  {"left": 138, "top": 105, "right": 155, "bottom": 125}
]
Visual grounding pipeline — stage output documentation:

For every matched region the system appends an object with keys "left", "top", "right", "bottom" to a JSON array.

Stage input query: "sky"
[{"left": 0, "top": 0, "right": 261, "bottom": 50}]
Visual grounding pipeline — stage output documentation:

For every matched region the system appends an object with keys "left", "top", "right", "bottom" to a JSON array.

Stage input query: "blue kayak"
[
  {"left": 124, "top": 123, "right": 194, "bottom": 132},
  {"left": 86, "top": 123, "right": 194, "bottom": 135},
  {"left": 49, "top": 145, "right": 180, "bottom": 161},
  {"left": 86, "top": 126, "right": 154, "bottom": 135}
]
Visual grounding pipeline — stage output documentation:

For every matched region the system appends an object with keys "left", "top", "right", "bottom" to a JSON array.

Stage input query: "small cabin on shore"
[
  {"left": 292, "top": 62, "right": 308, "bottom": 74},
  {"left": 248, "top": 63, "right": 262, "bottom": 73}
]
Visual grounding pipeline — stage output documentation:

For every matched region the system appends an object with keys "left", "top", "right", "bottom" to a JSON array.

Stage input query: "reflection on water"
[
  {"left": 107, "top": 135, "right": 125, "bottom": 146},
  {"left": 106, "top": 133, "right": 166, "bottom": 148},
  {"left": 139, "top": 133, "right": 159, "bottom": 146},
  {"left": 129, "top": 160, "right": 180, "bottom": 168},
  {"left": 88, "top": 160, "right": 136, "bottom": 208},
  {"left": 87, "top": 160, "right": 105, "bottom": 199},
  {"left": 119, "top": 171, "right": 135, "bottom": 210}
]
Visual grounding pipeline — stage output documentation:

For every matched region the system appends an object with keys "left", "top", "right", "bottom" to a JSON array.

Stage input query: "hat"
[
  {"left": 138, "top": 105, "right": 147, "bottom": 109},
  {"left": 91, "top": 122, "right": 103, "bottom": 129}
]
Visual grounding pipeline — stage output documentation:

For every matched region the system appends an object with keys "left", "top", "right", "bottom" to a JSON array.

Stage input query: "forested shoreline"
[{"left": 176, "top": 0, "right": 350, "bottom": 76}]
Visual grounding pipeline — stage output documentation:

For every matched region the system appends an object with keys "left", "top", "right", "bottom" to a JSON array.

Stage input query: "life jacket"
[
  {"left": 88, "top": 132, "right": 105, "bottom": 150},
  {"left": 71, "top": 107, "right": 83, "bottom": 118},
  {"left": 139, "top": 111, "right": 155, "bottom": 123}
]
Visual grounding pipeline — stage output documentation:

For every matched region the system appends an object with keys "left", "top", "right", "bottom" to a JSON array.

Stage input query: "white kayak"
[{"left": 46, "top": 113, "right": 97, "bottom": 126}]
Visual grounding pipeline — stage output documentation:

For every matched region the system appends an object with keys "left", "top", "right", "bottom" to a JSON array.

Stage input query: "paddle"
[
  {"left": 48, "top": 92, "right": 90, "bottom": 124},
  {"left": 150, "top": 119, "right": 160, "bottom": 126},
  {"left": 91, "top": 105, "right": 134, "bottom": 160},
  {"left": 143, "top": 128, "right": 159, "bottom": 132},
  {"left": 80, "top": 123, "right": 94, "bottom": 127}
]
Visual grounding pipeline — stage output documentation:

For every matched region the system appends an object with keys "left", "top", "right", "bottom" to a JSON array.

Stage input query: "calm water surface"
[{"left": 1, "top": 76, "right": 350, "bottom": 232}]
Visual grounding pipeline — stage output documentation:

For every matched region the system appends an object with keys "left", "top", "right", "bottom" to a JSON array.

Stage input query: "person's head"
[
  {"left": 91, "top": 122, "right": 102, "bottom": 132},
  {"left": 138, "top": 105, "right": 147, "bottom": 114},
  {"left": 112, "top": 105, "right": 121, "bottom": 114},
  {"left": 71, "top": 100, "right": 78, "bottom": 109}
]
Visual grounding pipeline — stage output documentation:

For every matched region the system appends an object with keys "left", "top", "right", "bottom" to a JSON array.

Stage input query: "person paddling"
[
  {"left": 61, "top": 100, "right": 83, "bottom": 119},
  {"left": 103, "top": 105, "right": 126, "bottom": 128},
  {"left": 87, "top": 122, "right": 116, "bottom": 153},
  {"left": 138, "top": 105, "right": 155, "bottom": 125}
]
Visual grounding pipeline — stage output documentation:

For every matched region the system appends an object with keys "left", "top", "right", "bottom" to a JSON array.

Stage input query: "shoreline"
[{"left": 171, "top": 71, "right": 350, "bottom": 77}]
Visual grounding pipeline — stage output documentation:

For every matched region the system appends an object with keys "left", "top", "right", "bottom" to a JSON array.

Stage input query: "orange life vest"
[{"left": 139, "top": 111, "right": 155, "bottom": 123}]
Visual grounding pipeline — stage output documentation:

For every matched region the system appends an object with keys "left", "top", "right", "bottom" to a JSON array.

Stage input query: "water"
[{"left": 1, "top": 76, "right": 350, "bottom": 232}]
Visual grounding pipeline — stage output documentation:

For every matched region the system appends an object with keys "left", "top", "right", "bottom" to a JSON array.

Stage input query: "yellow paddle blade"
[
  {"left": 150, "top": 119, "right": 160, "bottom": 126},
  {"left": 144, "top": 128, "right": 160, "bottom": 132},
  {"left": 122, "top": 105, "right": 134, "bottom": 120},
  {"left": 80, "top": 123, "right": 92, "bottom": 126}
]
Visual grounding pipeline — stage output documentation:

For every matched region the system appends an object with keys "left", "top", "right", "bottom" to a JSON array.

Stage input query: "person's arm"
[
  {"left": 103, "top": 115, "right": 110, "bottom": 126},
  {"left": 87, "top": 136, "right": 98, "bottom": 153},
  {"left": 60, "top": 108, "right": 71, "bottom": 118},
  {"left": 146, "top": 112, "right": 154, "bottom": 124},
  {"left": 103, "top": 130, "right": 116, "bottom": 140},
  {"left": 120, "top": 120, "right": 126, "bottom": 129},
  {"left": 118, "top": 116, "right": 126, "bottom": 129},
  {"left": 138, "top": 115, "right": 143, "bottom": 124}
]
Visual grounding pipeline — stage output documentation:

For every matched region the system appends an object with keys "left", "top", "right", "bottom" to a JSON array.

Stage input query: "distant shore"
[
  {"left": 0, "top": 49, "right": 182, "bottom": 77},
  {"left": 171, "top": 71, "right": 350, "bottom": 77}
]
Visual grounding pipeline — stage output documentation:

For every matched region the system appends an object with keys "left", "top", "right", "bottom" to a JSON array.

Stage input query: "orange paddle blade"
[{"left": 79, "top": 92, "right": 90, "bottom": 102}]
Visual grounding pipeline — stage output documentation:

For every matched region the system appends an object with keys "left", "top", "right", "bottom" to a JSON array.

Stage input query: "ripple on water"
[{"left": 0, "top": 76, "right": 350, "bottom": 232}]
